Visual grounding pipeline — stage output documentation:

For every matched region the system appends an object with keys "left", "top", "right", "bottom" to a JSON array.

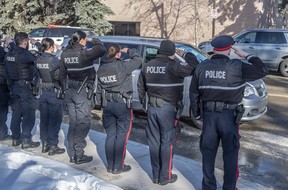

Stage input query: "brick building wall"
[{"left": 102, "top": 0, "right": 284, "bottom": 45}]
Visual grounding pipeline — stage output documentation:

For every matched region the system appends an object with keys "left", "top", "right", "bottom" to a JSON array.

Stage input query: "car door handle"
[
  {"left": 248, "top": 47, "right": 254, "bottom": 49},
  {"left": 276, "top": 47, "right": 281, "bottom": 50},
  {"left": 56, "top": 39, "right": 62, "bottom": 41}
]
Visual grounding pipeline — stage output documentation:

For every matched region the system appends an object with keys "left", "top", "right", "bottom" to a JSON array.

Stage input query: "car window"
[
  {"left": 45, "top": 28, "right": 62, "bottom": 37},
  {"left": 176, "top": 44, "right": 208, "bottom": 62},
  {"left": 61, "top": 28, "right": 77, "bottom": 38},
  {"left": 257, "top": 32, "right": 286, "bottom": 44},
  {"left": 29, "top": 28, "right": 46, "bottom": 37},
  {"left": 235, "top": 32, "right": 256, "bottom": 43},
  {"left": 284, "top": 33, "right": 288, "bottom": 43},
  {"left": 144, "top": 46, "right": 158, "bottom": 63},
  {"left": 83, "top": 30, "right": 96, "bottom": 37}
]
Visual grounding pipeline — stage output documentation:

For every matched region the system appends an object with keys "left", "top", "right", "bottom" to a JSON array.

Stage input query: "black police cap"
[{"left": 211, "top": 35, "right": 234, "bottom": 51}]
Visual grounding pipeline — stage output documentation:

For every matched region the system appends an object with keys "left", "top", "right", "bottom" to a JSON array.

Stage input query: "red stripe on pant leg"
[
  {"left": 235, "top": 124, "right": 240, "bottom": 188},
  {"left": 168, "top": 144, "right": 173, "bottom": 179},
  {"left": 121, "top": 109, "right": 133, "bottom": 168}
]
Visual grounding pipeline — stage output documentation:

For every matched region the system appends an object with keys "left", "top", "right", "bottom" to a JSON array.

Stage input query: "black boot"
[
  {"left": 75, "top": 155, "right": 93, "bottom": 164},
  {"left": 48, "top": 145, "right": 65, "bottom": 156},
  {"left": 42, "top": 141, "right": 50, "bottom": 153},
  {"left": 21, "top": 138, "right": 40, "bottom": 149},
  {"left": 159, "top": 174, "right": 178, "bottom": 185},
  {"left": 12, "top": 139, "right": 22, "bottom": 146},
  {"left": 112, "top": 165, "right": 131, "bottom": 174}
]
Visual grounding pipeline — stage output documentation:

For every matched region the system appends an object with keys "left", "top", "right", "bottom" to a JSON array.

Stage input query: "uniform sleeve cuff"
[{"left": 246, "top": 54, "right": 255, "bottom": 60}]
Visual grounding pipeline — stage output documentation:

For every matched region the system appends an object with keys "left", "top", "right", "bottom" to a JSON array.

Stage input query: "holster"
[
  {"left": 234, "top": 104, "right": 245, "bottom": 124},
  {"left": 142, "top": 93, "right": 149, "bottom": 111},
  {"left": 176, "top": 101, "right": 184, "bottom": 120},
  {"left": 56, "top": 88, "right": 65, "bottom": 99},
  {"left": 122, "top": 92, "right": 132, "bottom": 109},
  {"left": 86, "top": 82, "right": 94, "bottom": 100},
  {"left": 32, "top": 83, "right": 41, "bottom": 96},
  {"left": 101, "top": 89, "right": 107, "bottom": 107}
]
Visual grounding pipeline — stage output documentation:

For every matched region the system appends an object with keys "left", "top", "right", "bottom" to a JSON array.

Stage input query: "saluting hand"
[
  {"left": 232, "top": 47, "right": 249, "bottom": 58},
  {"left": 121, "top": 48, "right": 129, "bottom": 54},
  {"left": 54, "top": 44, "right": 62, "bottom": 50},
  {"left": 29, "top": 38, "right": 38, "bottom": 45},
  {"left": 176, "top": 48, "right": 185, "bottom": 57}
]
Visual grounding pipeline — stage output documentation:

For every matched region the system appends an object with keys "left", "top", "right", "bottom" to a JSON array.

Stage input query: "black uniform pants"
[
  {"left": 39, "top": 89, "right": 63, "bottom": 146},
  {"left": 102, "top": 101, "right": 132, "bottom": 171},
  {"left": 65, "top": 87, "right": 91, "bottom": 159},
  {"left": 0, "top": 84, "right": 10, "bottom": 139},
  {"left": 146, "top": 104, "right": 178, "bottom": 182},
  {"left": 9, "top": 84, "right": 38, "bottom": 140},
  {"left": 200, "top": 109, "right": 240, "bottom": 190}
]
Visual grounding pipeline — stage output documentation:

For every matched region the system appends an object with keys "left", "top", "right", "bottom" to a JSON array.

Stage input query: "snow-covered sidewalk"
[
  {"left": 0, "top": 144, "right": 122, "bottom": 190},
  {"left": 0, "top": 114, "right": 268, "bottom": 190}
]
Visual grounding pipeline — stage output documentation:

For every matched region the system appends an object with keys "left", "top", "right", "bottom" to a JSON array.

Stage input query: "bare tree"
[{"left": 124, "top": 0, "right": 204, "bottom": 44}]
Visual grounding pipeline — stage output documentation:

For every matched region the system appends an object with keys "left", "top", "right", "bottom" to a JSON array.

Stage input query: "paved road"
[{"left": 91, "top": 71, "right": 288, "bottom": 190}]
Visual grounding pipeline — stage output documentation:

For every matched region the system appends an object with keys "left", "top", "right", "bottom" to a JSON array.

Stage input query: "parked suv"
[
  {"left": 28, "top": 25, "right": 95, "bottom": 50},
  {"left": 57, "top": 36, "right": 268, "bottom": 128},
  {"left": 198, "top": 28, "right": 288, "bottom": 77}
]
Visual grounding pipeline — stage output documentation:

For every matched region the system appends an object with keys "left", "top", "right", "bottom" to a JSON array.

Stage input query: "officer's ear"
[
  {"left": 115, "top": 52, "right": 121, "bottom": 59},
  {"left": 79, "top": 38, "right": 87, "bottom": 46}
]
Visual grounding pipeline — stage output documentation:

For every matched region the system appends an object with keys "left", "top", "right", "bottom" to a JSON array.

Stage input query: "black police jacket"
[
  {"left": 95, "top": 48, "right": 142, "bottom": 104},
  {"left": 36, "top": 52, "right": 61, "bottom": 85},
  {"left": 0, "top": 46, "right": 6, "bottom": 84},
  {"left": 137, "top": 52, "right": 198, "bottom": 104},
  {"left": 59, "top": 41, "right": 106, "bottom": 86},
  {"left": 190, "top": 54, "right": 268, "bottom": 118},
  {"left": 4, "top": 46, "right": 37, "bottom": 82}
]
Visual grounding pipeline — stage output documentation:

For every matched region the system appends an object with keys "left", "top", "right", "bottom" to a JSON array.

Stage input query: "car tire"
[
  {"left": 280, "top": 59, "right": 288, "bottom": 77},
  {"left": 190, "top": 109, "right": 202, "bottom": 130}
]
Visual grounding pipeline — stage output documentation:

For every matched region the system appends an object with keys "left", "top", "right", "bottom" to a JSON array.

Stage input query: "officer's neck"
[{"left": 213, "top": 49, "right": 230, "bottom": 57}]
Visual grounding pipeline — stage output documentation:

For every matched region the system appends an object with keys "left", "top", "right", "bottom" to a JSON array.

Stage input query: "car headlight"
[{"left": 244, "top": 86, "right": 255, "bottom": 97}]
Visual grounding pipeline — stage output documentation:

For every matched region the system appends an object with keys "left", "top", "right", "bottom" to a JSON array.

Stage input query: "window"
[
  {"left": 45, "top": 28, "right": 61, "bottom": 37},
  {"left": 257, "top": 32, "right": 285, "bottom": 44},
  {"left": 29, "top": 28, "right": 46, "bottom": 37},
  {"left": 144, "top": 46, "right": 158, "bottom": 63},
  {"left": 108, "top": 22, "right": 140, "bottom": 36},
  {"left": 236, "top": 32, "right": 257, "bottom": 43}
]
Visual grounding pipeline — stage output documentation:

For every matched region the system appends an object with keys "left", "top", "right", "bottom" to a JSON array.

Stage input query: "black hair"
[
  {"left": 14, "top": 32, "right": 29, "bottom": 46},
  {"left": 41, "top": 38, "right": 54, "bottom": 51},
  {"left": 71, "top": 30, "right": 86, "bottom": 45},
  {"left": 107, "top": 43, "right": 121, "bottom": 58}
]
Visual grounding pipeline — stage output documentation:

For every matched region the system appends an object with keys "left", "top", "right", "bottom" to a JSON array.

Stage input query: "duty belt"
[
  {"left": 149, "top": 96, "right": 175, "bottom": 107},
  {"left": 203, "top": 101, "right": 238, "bottom": 112},
  {"left": 105, "top": 92, "right": 125, "bottom": 103},
  {"left": 12, "top": 80, "right": 32, "bottom": 85},
  {"left": 41, "top": 82, "right": 54, "bottom": 90},
  {"left": 67, "top": 79, "right": 84, "bottom": 88}
]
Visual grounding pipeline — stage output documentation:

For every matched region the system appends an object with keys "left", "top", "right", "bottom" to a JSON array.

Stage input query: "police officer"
[
  {"left": 4, "top": 32, "right": 40, "bottom": 149},
  {"left": 190, "top": 35, "right": 268, "bottom": 190},
  {"left": 35, "top": 38, "right": 65, "bottom": 155},
  {"left": 96, "top": 44, "right": 142, "bottom": 174},
  {"left": 0, "top": 45, "right": 11, "bottom": 141},
  {"left": 59, "top": 30, "right": 106, "bottom": 164},
  {"left": 137, "top": 40, "right": 198, "bottom": 185}
]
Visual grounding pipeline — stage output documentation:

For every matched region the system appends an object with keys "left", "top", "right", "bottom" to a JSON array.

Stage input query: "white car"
[{"left": 28, "top": 25, "right": 95, "bottom": 50}]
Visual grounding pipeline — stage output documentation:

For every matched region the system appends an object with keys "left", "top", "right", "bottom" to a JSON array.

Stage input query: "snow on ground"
[{"left": 0, "top": 144, "right": 122, "bottom": 190}]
